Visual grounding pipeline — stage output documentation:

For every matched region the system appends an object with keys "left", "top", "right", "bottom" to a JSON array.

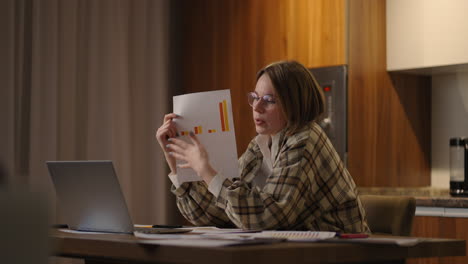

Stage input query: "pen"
[{"left": 337, "top": 233, "right": 369, "bottom": 239}]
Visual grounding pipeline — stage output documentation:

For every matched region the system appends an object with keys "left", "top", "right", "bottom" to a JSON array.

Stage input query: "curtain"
[{"left": 0, "top": 0, "right": 182, "bottom": 241}]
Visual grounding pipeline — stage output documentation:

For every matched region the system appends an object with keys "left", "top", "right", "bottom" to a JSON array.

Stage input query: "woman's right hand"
[{"left": 155, "top": 113, "right": 179, "bottom": 174}]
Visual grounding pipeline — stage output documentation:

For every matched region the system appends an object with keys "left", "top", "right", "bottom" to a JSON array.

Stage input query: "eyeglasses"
[{"left": 247, "top": 92, "right": 276, "bottom": 108}]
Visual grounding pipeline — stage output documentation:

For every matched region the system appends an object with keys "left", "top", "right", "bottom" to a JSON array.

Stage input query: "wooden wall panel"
[
  {"left": 409, "top": 216, "right": 468, "bottom": 264},
  {"left": 177, "top": 0, "right": 431, "bottom": 187},
  {"left": 348, "top": 0, "right": 431, "bottom": 186},
  {"left": 177, "top": 0, "right": 346, "bottom": 154}
]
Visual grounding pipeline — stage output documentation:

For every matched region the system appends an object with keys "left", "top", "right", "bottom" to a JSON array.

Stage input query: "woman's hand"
[
  {"left": 166, "top": 132, "right": 217, "bottom": 183},
  {"left": 155, "top": 113, "right": 179, "bottom": 174}
]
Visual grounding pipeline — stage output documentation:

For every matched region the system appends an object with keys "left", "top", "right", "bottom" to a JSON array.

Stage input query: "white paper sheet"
[
  {"left": 136, "top": 230, "right": 337, "bottom": 247},
  {"left": 253, "top": 231, "right": 336, "bottom": 242},
  {"left": 137, "top": 238, "right": 267, "bottom": 247},
  {"left": 189, "top": 228, "right": 335, "bottom": 242},
  {"left": 173, "top": 90, "right": 239, "bottom": 182},
  {"left": 190, "top": 226, "right": 260, "bottom": 234},
  {"left": 58, "top": 229, "right": 111, "bottom": 235},
  {"left": 133, "top": 233, "right": 197, "bottom": 240}
]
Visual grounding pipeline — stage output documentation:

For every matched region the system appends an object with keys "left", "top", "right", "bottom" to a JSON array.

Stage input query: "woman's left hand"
[{"left": 166, "top": 132, "right": 217, "bottom": 183}]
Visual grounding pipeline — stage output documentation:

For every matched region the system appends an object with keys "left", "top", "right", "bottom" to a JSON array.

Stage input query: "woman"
[{"left": 156, "top": 61, "right": 369, "bottom": 232}]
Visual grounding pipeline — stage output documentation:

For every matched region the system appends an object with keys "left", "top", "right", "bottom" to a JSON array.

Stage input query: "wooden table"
[{"left": 50, "top": 229, "right": 465, "bottom": 264}]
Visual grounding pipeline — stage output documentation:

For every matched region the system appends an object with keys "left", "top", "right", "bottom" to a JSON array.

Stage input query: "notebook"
[
  {"left": 46, "top": 160, "right": 189, "bottom": 234},
  {"left": 253, "top": 231, "right": 336, "bottom": 242}
]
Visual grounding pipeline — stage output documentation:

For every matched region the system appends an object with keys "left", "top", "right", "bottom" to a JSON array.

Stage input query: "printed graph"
[
  {"left": 180, "top": 99, "right": 229, "bottom": 136},
  {"left": 173, "top": 89, "right": 238, "bottom": 183},
  {"left": 219, "top": 99, "right": 230, "bottom": 132},
  {"left": 181, "top": 126, "right": 202, "bottom": 136}
]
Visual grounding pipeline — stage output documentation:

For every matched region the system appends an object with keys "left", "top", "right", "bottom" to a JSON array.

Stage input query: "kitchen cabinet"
[
  {"left": 386, "top": 0, "right": 468, "bottom": 73},
  {"left": 410, "top": 215, "right": 468, "bottom": 264}
]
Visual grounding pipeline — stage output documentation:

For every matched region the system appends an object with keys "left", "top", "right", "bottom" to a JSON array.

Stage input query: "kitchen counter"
[{"left": 358, "top": 187, "right": 468, "bottom": 208}]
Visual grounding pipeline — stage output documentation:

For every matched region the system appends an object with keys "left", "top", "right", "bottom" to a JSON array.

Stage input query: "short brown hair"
[{"left": 256, "top": 60, "right": 325, "bottom": 134}]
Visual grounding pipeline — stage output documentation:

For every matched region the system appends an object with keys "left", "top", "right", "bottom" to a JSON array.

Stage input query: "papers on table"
[
  {"left": 134, "top": 226, "right": 261, "bottom": 240},
  {"left": 199, "top": 230, "right": 336, "bottom": 242},
  {"left": 136, "top": 228, "right": 338, "bottom": 247},
  {"left": 254, "top": 231, "right": 336, "bottom": 242},
  {"left": 138, "top": 237, "right": 285, "bottom": 247},
  {"left": 58, "top": 229, "right": 112, "bottom": 235},
  {"left": 189, "top": 226, "right": 260, "bottom": 234},
  {"left": 134, "top": 233, "right": 196, "bottom": 240},
  {"left": 173, "top": 90, "right": 239, "bottom": 182},
  {"left": 61, "top": 225, "right": 422, "bottom": 248}
]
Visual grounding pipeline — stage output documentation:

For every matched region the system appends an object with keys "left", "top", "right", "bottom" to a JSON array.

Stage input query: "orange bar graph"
[
  {"left": 193, "top": 126, "right": 203, "bottom": 134},
  {"left": 222, "top": 100, "right": 229, "bottom": 132},
  {"left": 219, "top": 102, "right": 226, "bottom": 131}
]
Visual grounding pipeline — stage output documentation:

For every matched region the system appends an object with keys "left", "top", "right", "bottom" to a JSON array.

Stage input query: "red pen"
[{"left": 338, "top": 233, "right": 369, "bottom": 239}]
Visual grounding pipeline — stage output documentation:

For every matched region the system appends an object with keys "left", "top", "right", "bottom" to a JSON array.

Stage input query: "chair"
[
  {"left": 360, "top": 195, "right": 416, "bottom": 236},
  {"left": 0, "top": 190, "right": 49, "bottom": 264}
]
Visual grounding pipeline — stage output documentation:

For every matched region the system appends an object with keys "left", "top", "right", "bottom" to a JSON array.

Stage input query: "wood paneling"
[
  {"left": 177, "top": 0, "right": 346, "bottom": 154},
  {"left": 409, "top": 216, "right": 468, "bottom": 264},
  {"left": 176, "top": 0, "right": 431, "bottom": 187},
  {"left": 348, "top": 0, "right": 431, "bottom": 186}
]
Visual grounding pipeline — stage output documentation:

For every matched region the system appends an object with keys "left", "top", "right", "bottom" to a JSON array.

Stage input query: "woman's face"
[{"left": 251, "top": 74, "right": 287, "bottom": 136}]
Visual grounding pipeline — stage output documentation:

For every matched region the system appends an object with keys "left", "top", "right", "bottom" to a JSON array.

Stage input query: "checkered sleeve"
[
  {"left": 211, "top": 135, "right": 312, "bottom": 230},
  {"left": 169, "top": 140, "right": 259, "bottom": 227},
  {"left": 170, "top": 181, "right": 235, "bottom": 227}
]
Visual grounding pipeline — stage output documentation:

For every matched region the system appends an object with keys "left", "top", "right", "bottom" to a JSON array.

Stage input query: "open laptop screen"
[{"left": 47, "top": 160, "right": 134, "bottom": 233}]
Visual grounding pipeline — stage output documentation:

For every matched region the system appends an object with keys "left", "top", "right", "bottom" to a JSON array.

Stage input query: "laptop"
[{"left": 46, "top": 160, "right": 189, "bottom": 234}]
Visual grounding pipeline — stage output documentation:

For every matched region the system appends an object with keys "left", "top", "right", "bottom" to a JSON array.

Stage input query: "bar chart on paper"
[
  {"left": 173, "top": 90, "right": 239, "bottom": 182},
  {"left": 179, "top": 99, "right": 230, "bottom": 136}
]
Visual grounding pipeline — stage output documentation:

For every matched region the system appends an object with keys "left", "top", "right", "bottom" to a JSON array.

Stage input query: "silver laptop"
[{"left": 47, "top": 160, "right": 188, "bottom": 234}]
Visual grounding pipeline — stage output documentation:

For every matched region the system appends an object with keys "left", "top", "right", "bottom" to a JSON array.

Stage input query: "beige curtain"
[{"left": 0, "top": 0, "right": 182, "bottom": 234}]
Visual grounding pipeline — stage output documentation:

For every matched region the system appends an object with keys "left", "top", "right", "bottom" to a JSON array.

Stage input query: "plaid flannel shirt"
[{"left": 171, "top": 122, "right": 370, "bottom": 232}]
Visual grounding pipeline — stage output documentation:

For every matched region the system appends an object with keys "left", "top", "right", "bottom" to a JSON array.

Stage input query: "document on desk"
[
  {"left": 252, "top": 231, "right": 336, "bottom": 242},
  {"left": 190, "top": 226, "right": 259, "bottom": 234},
  {"left": 58, "top": 229, "right": 112, "bottom": 235},
  {"left": 135, "top": 227, "right": 280, "bottom": 247},
  {"left": 134, "top": 227, "right": 259, "bottom": 239},
  {"left": 138, "top": 237, "right": 284, "bottom": 247},
  {"left": 173, "top": 90, "right": 239, "bottom": 182},
  {"left": 200, "top": 231, "right": 337, "bottom": 242},
  {"left": 136, "top": 230, "right": 337, "bottom": 247}
]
